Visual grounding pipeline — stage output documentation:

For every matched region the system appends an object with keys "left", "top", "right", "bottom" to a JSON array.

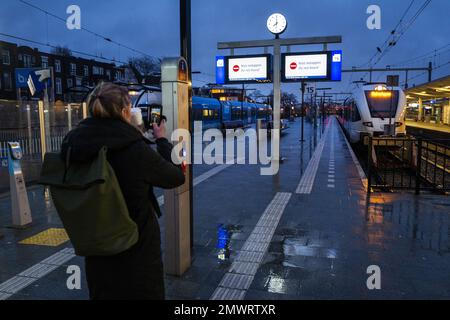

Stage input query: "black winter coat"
[{"left": 61, "top": 117, "right": 185, "bottom": 300}]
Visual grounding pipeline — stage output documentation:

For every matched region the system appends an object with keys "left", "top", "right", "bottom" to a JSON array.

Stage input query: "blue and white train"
[
  {"left": 129, "top": 86, "right": 272, "bottom": 130},
  {"left": 338, "top": 83, "right": 407, "bottom": 144}
]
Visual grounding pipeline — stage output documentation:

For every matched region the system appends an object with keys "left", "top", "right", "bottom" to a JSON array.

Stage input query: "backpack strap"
[{"left": 63, "top": 146, "right": 72, "bottom": 183}]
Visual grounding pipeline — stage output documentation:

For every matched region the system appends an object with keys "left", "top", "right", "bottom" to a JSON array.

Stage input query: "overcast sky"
[{"left": 1, "top": 0, "right": 449, "bottom": 97}]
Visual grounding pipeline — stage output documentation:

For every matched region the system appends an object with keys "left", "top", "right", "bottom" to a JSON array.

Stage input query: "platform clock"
[{"left": 267, "top": 13, "right": 287, "bottom": 36}]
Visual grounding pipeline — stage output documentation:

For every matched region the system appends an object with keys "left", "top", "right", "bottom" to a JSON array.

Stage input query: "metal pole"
[
  {"left": 26, "top": 104, "right": 32, "bottom": 151},
  {"left": 428, "top": 62, "right": 432, "bottom": 82},
  {"left": 180, "top": 0, "right": 194, "bottom": 251},
  {"left": 415, "top": 138, "right": 423, "bottom": 195},
  {"left": 367, "top": 136, "right": 372, "bottom": 195},
  {"left": 44, "top": 85, "right": 50, "bottom": 153},
  {"left": 38, "top": 101, "right": 47, "bottom": 162},
  {"left": 67, "top": 104, "right": 72, "bottom": 131},
  {"left": 388, "top": 85, "right": 394, "bottom": 135},
  {"left": 242, "top": 84, "right": 245, "bottom": 121},
  {"left": 314, "top": 89, "right": 318, "bottom": 135},
  {"left": 300, "top": 81, "right": 305, "bottom": 142},
  {"left": 273, "top": 40, "right": 281, "bottom": 168},
  {"left": 323, "top": 91, "right": 326, "bottom": 131},
  {"left": 405, "top": 70, "right": 409, "bottom": 89}
]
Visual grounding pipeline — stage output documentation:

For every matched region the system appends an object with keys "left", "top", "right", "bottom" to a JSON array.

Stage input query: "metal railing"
[
  {"left": 0, "top": 100, "right": 87, "bottom": 191},
  {"left": 0, "top": 135, "right": 66, "bottom": 158},
  {"left": 367, "top": 137, "right": 450, "bottom": 194}
]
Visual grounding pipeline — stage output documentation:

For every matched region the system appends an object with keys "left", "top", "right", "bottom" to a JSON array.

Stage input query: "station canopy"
[{"left": 406, "top": 75, "right": 450, "bottom": 102}]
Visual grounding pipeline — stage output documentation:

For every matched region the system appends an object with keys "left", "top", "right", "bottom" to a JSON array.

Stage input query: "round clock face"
[{"left": 267, "top": 13, "right": 287, "bottom": 35}]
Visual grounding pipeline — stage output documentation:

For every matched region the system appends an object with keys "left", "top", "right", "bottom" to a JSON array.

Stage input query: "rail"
[{"left": 367, "top": 137, "right": 450, "bottom": 194}]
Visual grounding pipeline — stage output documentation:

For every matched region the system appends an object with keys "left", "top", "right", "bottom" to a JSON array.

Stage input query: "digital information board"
[
  {"left": 216, "top": 54, "right": 272, "bottom": 84},
  {"left": 282, "top": 50, "right": 342, "bottom": 82}
]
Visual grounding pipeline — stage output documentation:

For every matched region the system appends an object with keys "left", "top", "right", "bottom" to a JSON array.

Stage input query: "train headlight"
[
  {"left": 363, "top": 122, "right": 374, "bottom": 128},
  {"left": 395, "top": 122, "right": 403, "bottom": 127},
  {"left": 374, "top": 85, "right": 387, "bottom": 91}
]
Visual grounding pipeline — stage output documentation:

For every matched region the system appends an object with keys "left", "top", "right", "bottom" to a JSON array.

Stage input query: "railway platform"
[
  {"left": 406, "top": 121, "right": 450, "bottom": 134},
  {"left": 406, "top": 121, "right": 450, "bottom": 143},
  {"left": 1, "top": 118, "right": 450, "bottom": 300}
]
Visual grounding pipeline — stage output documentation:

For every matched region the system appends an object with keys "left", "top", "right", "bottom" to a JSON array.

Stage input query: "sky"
[{"left": 1, "top": 0, "right": 449, "bottom": 98}]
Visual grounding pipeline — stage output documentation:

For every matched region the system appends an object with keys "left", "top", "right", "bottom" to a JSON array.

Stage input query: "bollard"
[
  {"left": 82, "top": 102, "right": 88, "bottom": 119},
  {"left": 7, "top": 142, "right": 32, "bottom": 228},
  {"left": 67, "top": 104, "right": 72, "bottom": 131}
]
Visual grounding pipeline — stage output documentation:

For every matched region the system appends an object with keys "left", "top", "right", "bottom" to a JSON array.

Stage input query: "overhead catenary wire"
[
  {"left": 391, "top": 44, "right": 450, "bottom": 67},
  {"left": 360, "top": 0, "right": 417, "bottom": 68},
  {"left": 401, "top": 59, "right": 450, "bottom": 85},
  {"left": 371, "top": 0, "right": 431, "bottom": 67},
  {"left": 358, "top": 0, "right": 432, "bottom": 83},
  {"left": 0, "top": 32, "right": 128, "bottom": 65},
  {"left": 17, "top": 0, "right": 154, "bottom": 60}
]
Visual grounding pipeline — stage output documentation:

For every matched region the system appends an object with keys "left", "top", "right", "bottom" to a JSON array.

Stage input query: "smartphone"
[
  {"left": 139, "top": 104, "right": 164, "bottom": 130},
  {"left": 150, "top": 106, "right": 163, "bottom": 126}
]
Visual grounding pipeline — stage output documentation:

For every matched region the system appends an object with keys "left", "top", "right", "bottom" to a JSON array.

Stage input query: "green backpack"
[{"left": 39, "top": 146, "right": 139, "bottom": 257}]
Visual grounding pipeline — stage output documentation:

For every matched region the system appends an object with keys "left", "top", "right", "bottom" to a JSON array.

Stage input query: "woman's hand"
[{"left": 153, "top": 120, "right": 167, "bottom": 140}]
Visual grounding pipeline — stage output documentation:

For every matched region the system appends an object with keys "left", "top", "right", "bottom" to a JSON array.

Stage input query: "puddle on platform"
[
  {"left": 365, "top": 197, "right": 450, "bottom": 254},
  {"left": 257, "top": 251, "right": 313, "bottom": 294},
  {"left": 283, "top": 238, "right": 338, "bottom": 259},
  {"left": 263, "top": 231, "right": 338, "bottom": 274},
  {"left": 263, "top": 270, "right": 294, "bottom": 294}
]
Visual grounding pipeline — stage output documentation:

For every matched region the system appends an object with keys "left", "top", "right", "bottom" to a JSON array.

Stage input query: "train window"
[
  {"left": 343, "top": 103, "right": 350, "bottom": 121},
  {"left": 351, "top": 102, "right": 361, "bottom": 122},
  {"left": 365, "top": 91, "right": 399, "bottom": 118},
  {"left": 192, "top": 104, "right": 203, "bottom": 121},
  {"left": 232, "top": 107, "right": 242, "bottom": 120}
]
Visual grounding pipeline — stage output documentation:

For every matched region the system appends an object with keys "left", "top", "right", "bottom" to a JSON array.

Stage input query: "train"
[
  {"left": 338, "top": 83, "right": 407, "bottom": 144},
  {"left": 128, "top": 85, "right": 273, "bottom": 131}
]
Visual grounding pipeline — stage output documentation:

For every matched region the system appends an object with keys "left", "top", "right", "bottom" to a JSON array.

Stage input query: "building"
[
  {"left": 405, "top": 75, "right": 450, "bottom": 126},
  {"left": 0, "top": 40, "right": 125, "bottom": 102}
]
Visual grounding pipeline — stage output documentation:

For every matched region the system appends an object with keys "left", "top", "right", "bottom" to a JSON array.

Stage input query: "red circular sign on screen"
[
  {"left": 290, "top": 62, "right": 297, "bottom": 70},
  {"left": 233, "top": 65, "right": 240, "bottom": 72}
]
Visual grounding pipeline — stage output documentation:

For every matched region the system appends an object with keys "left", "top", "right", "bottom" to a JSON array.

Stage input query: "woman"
[{"left": 61, "top": 82, "right": 185, "bottom": 300}]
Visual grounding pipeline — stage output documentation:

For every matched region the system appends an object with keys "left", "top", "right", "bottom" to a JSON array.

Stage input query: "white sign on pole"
[
  {"left": 284, "top": 53, "right": 328, "bottom": 80},
  {"left": 27, "top": 75, "right": 36, "bottom": 96},
  {"left": 307, "top": 85, "right": 316, "bottom": 95},
  {"left": 228, "top": 56, "right": 268, "bottom": 82}
]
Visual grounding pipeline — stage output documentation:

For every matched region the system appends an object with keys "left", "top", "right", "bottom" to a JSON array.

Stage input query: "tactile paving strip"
[
  {"left": 19, "top": 228, "right": 69, "bottom": 247},
  {"left": 0, "top": 248, "right": 76, "bottom": 300},
  {"left": 211, "top": 192, "right": 292, "bottom": 300},
  {"left": 296, "top": 122, "right": 332, "bottom": 194}
]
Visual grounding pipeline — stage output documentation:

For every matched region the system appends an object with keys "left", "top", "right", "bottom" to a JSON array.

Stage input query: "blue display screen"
[
  {"left": 330, "top": 50, "right": 343, "bottom": 81},
  {"left": 216, "top": 56, "right": 226, "bottom": 85}
]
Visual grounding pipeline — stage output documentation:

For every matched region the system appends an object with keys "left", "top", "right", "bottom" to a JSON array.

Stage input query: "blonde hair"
[{"left": 87, "top": 82, "right": 131, "bottom": 120}]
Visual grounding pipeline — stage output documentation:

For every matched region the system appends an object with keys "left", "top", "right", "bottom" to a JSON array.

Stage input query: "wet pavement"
[{"left": 1, "top": 117, "right": 450, "bottom": 300}]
